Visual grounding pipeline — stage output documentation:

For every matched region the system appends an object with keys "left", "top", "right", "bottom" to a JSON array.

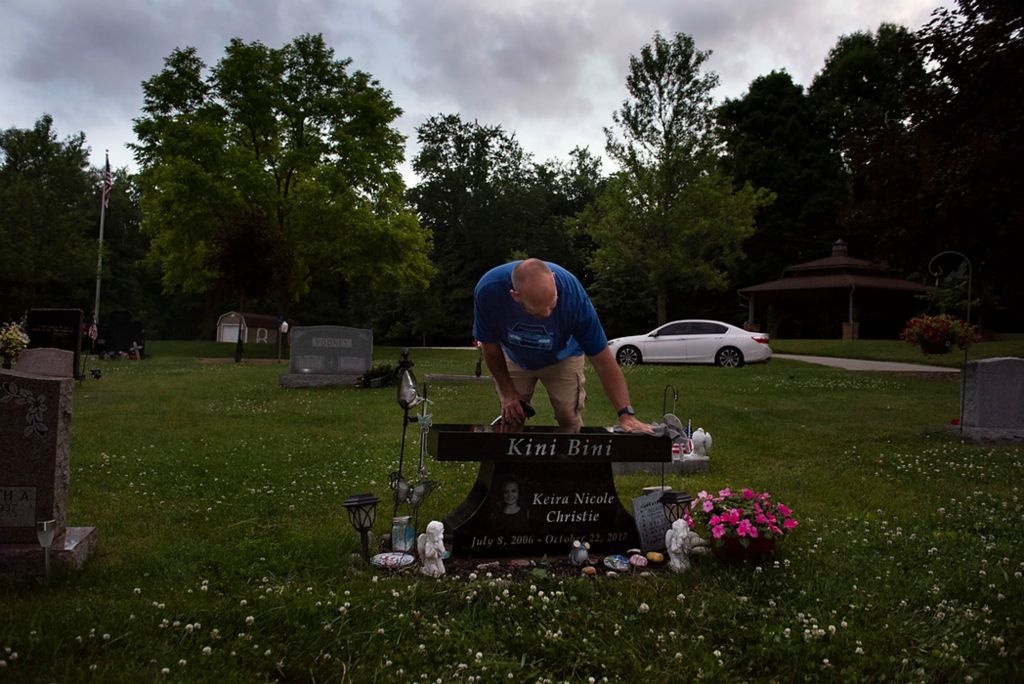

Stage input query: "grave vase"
[{"left": 711, "top": 535, "right": 776, "bottom": 562}]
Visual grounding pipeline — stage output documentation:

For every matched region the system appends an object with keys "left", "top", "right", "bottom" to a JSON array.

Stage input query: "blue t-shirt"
[{"left": 473, "top": 261, "right": 608, "bottom": 371}]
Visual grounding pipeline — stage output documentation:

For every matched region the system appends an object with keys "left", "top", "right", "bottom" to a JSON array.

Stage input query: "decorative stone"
[
  {"left": 646, "top": 551, "right": 665, "bottom": 564},
  {"left": 626, "top": 548, "right": 642, "bottom": 556},
  {"left": 509, "top": 559, "right": 532, "bottom": 568},
  {"left": 605, "top": 571, "right": 618, "bottom": 578},
  {"left": 370, "top": 552, "right": 415, "bottom": 570},
  {"left": 628, "top": 554, "right": 648, "bottom": 568},
  {"left": 475, "top": 561, "right": 501, "bottom": 571},
  {"left": 581, "top": 565, "right": 597, "bottom": 576},
  {"left": 603, "top": 554, "right": 630, "bottom": 572}
]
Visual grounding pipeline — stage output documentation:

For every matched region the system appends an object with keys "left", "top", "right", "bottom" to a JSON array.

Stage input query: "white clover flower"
[
  {"left": 245, "top": 616, "right": 255, "bottom": 626},
  {"left": 638, "top": 603, "right": 650, "bottom": 614},
  {"left": 202, "top": 647, "right": 211, "bottom": 656}
]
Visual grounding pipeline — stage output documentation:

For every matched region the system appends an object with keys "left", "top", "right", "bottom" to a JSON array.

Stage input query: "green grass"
[{"left": 1, "top": 345, "right": 1022, "bottom": 682}]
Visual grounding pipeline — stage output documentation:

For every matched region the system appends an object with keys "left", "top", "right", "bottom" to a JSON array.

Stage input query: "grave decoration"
[
  {"left": 417, "top": 520, "right": 446, "bottom": 578},
  {"left": 387, "top": 349, "right": 438, "bottom": 543},
  {"left": 687, "top": 487, "right": 798, "bottom": 562},
  {"left": 611, "top": 385, "right": 709, "bottom": 475}
]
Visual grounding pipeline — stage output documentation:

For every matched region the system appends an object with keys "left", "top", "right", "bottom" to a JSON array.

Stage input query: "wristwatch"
[{"left": 616, "top": 405, "right": 636, "bottom": 418}]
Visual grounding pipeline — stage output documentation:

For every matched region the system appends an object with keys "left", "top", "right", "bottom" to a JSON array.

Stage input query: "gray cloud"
[{"left": 1, "top": 0, "right": 947, "bottom": 174}]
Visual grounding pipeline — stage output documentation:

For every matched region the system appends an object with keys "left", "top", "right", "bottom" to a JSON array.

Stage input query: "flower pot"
[
  {"left": 920, "top": 340, "right": 951, "bottom": 355},
  {"left": 711, "top": 535, "right": 776, "bottom": 562}
]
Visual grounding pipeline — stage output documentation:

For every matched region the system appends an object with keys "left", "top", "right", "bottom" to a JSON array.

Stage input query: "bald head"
[{"left": 510, "top": 258, "right": 558, "bottom": 319}]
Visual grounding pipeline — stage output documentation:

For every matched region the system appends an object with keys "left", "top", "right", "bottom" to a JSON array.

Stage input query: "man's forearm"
[
  {"left": 588, "top": 347, "right": 631, "bottom": 412},
  {"left": 480, "top": 343, "right": 518, "bottom": 400}
]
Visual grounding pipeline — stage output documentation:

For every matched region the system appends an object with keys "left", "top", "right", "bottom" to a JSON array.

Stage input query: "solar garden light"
[
  {"left": 36, "top": 519, "right": 57, "bottom": 580},
  {"left": 342, "top": 493, "right": 379, "bottom": 563},
  {"left": 659, "top": 490, "right": 693, "bottom": 524},
  {"left": 91, "top": 368, "right": 102, "bottom": 379}
]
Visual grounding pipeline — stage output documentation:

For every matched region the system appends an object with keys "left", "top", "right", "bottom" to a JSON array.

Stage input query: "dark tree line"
[{"left": 2, "top": 0, "right": 1019, "bottom": 338}]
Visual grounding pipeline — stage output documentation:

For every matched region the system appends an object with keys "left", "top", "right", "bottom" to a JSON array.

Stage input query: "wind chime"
[{"left": 389, "top": 349, "right": 437, "bottom": 524}]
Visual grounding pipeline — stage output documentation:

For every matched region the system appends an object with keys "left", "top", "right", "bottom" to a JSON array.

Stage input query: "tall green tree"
[
  {"left": 0, "top": 115, "right": 97, "bottom": 319},
  {"left": 911, "top": 0, "right": 1024, "bottom": 328},
  {"left": 593, "top": 32, "right": 773, "bottom": 325},
  {"left": 718, "top": 71, "right": 848, "bottom": 286},
  {"left": 808, "top": 24, "right": 931, "bottom": 261},
  {"left": 132, "top": 34, "right": 433, "bottom": 323},
  {"left": 407, "top": 114, "right": 533, "bottom": 341}
]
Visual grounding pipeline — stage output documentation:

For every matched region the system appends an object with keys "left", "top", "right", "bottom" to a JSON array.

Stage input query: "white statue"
[
  {"left": 417, "top": 520, "right": 446, "bottom": 578},
  {"left": 691, "top": 428, "right": 712, "bottom": 458},
  {"left": 665, "top": 519, "right": 692, "bottom": 573}
]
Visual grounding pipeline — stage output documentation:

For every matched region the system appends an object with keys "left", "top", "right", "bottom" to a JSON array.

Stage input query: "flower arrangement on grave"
[
  {"left": 0, "top": 320, "right": 29, "bottom": 366},
  {"left": 686, "top": 488, "right": 798, "bottom": 557},
  {"left": 899, "top": 314, "right": 980, "bottom": 354}
]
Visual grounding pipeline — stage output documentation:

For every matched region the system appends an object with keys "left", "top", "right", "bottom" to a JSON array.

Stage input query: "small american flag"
[
  {"left": 88, "top": 322, "right": 98, "bottom": 341},
  {"left": 102, "top": 153, "right": 112, "bottom": 208}
]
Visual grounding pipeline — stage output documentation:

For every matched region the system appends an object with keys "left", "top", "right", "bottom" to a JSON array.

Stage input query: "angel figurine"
[
  {"left": 417, "top": 520, "right": 446, "bottom": 578},
  {"left": 665, "top": 519, "right": 693, "bottom": 573}
]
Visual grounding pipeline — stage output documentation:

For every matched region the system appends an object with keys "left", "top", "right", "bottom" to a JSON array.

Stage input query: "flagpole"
[{"left": 92, "top": 151, "right": 111, "bottom": 332}]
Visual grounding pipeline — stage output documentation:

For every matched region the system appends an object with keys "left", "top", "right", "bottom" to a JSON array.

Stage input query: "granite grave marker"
[
  {"left": 279, "top": 325, "right": 372, "bottom": 388},
  {"left": 0, "top": 350, "right": 97, "bottom": 575},
  {"left": 25, "top": 308, "right": 84, "bottom": 379},
  {"left": 961, "top": 357, "right": 1024, "bottom": 442}
]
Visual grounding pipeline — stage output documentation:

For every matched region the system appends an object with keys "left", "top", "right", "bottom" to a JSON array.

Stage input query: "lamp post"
[
  {"left": 36, "top": 519, "right": 56, "bottom": 581},
  {"left": 659, "top": 490, "right": 693, "bottom": 524},
  {"left": 342, "top": 493, "right": 379, "bottom": 563},
  {"left": 928, "top": 251, "right": 972, "bottom": 437}
]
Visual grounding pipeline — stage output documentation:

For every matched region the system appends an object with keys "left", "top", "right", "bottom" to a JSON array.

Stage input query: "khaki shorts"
[{"left": 502, "top": 354, "right": 586, "bottom": 431}]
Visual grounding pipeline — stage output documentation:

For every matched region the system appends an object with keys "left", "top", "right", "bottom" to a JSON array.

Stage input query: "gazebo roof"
[
  {"left": 738, "top": 239, "right": 933, "bottom": 296},
  {"left": 739, "top": 273, "right": 933, "bottom": 295}
]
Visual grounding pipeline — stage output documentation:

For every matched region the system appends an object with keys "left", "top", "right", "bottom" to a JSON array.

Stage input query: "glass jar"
[{"left": 391, "top": 516, "right": 415, "bottom": 552}]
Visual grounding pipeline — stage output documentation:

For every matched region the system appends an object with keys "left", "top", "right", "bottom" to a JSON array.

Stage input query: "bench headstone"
[
  {"left": 15, "top": 348, "right": 74, "bottom": 378},
  {"left": 279, "top": 325, "right": 372, "bottom": 388},
  {"left": 961, "top": 357, "right": 1024, "bottom": 442}
]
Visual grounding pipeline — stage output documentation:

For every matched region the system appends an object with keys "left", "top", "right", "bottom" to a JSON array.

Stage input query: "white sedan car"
[{"left": 607, "top": 319, "right": 772, "bottom": 367}]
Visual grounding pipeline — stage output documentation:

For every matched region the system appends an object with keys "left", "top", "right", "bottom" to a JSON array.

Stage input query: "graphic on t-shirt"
[{"left": 508, "top": 322, "right": 554, "bottom": 351}]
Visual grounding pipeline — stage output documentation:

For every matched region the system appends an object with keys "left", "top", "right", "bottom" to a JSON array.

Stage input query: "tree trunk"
[{"left": 657, "top": 287, "right": 668, "bottom": 325}]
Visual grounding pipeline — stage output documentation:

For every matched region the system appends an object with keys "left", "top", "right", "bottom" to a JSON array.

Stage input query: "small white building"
[{"left": 216, "top": 312, "right": 294, "bottom": 344}]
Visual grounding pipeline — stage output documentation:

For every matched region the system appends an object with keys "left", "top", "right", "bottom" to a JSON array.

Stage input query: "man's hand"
[
  {"left": 619, "top": 413, "right": 654, "bottom": 433},
  {"left": 500, "top": 393, "right": 527, "bottom": 425}
]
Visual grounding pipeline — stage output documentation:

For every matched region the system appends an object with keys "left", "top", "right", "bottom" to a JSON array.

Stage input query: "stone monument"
[
  {"left": 961, "top": 357, "right": 1024, "bottom": 442},
  {"left": 279, "top": 325, "right": 372, "bottom": 388},
  {"left": 0, "top": 349, "right": 97, "bottom": 576}
]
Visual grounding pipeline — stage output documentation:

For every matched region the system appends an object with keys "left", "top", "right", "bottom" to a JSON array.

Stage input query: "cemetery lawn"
[{"left": 1, "top": 346, "right": 1022, "bottom": 682}]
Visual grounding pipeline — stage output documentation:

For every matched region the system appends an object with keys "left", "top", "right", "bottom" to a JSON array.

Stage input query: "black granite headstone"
[
  {"left": 429, "top": 424, "right": 672, "bottom": 556},
  {"left": 25, "top": 309, "right": 83, "bottom": 379}
]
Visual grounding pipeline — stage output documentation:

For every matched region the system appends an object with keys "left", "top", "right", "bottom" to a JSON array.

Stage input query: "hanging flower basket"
[{"left": 899, "top": 314, "right": 979, "bottom": 354}]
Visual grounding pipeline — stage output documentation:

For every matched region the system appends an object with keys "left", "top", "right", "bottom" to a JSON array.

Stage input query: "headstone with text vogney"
[
  {"left": 429, "top": 425, "right": 672, "bottom": 556},
  {"left": 0, "top": 350, "right": 97, "bottom": 576},
  {"left": 279, "top": 325, "right": 372, "bottom": 388},
  {"left": 25, "top": 308, "right": 84, "bottom": 379}
]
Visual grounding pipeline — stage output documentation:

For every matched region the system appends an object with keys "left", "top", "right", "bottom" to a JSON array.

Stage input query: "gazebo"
[{"left": 738, "top": 240, "right": 934, "bottom": 340}]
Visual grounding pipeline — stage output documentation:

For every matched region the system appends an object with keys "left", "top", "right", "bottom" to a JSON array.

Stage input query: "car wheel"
[
  {"left": 716, "top": 347, "right": 744, "bottom": 368},
  {"left": 616, "top": 346, "right": 642, "bottom": 366}
]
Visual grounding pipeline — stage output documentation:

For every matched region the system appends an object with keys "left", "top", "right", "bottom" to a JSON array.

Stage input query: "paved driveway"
[{"left": 773, "top": 354, "right": 959, "bottom": 374}]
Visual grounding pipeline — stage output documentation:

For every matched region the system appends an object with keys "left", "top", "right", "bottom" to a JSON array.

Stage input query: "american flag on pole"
[
  {"left": 102, "top": 153, "right": 113, "bottom": 208},
  {"left": 88, "top": 321, "right": 98, "bottom": 341}
]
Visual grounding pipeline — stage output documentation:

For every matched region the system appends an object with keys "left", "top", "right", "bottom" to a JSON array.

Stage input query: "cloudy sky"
[{"left": 4, "top": 0, "right": 947, "bottom": 184}]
